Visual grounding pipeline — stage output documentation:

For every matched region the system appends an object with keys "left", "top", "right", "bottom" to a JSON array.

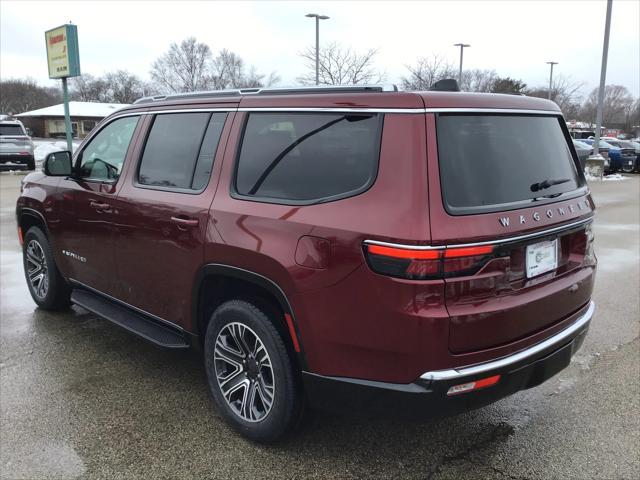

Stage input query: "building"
[{"left": 15, "top": 101, "right": 129, "bottom": 138}]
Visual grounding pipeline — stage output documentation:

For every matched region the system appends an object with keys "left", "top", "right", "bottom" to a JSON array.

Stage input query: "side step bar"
[{"left": 71, "top": 289, "right": 190, "bottom": 349}]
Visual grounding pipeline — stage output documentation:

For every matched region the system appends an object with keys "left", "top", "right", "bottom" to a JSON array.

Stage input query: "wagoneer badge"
[{"left": 498, "top": 199, "right": 591, "bottom": 227}]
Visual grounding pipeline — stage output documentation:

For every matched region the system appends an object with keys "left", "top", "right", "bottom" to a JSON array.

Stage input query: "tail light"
[{"left": 364, "top": 243, "right": 495, "bottom": 280}]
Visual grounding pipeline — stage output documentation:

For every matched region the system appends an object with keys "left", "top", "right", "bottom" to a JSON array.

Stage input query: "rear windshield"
[
  {"left": 0, "top": 124, "right": 25, "bottom": 136},
  {"left": 436, "top": 114, "right": 582, "bottom": 214}
]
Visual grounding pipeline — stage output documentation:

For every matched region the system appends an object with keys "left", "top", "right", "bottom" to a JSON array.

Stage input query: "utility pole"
[
  {"left": 546, "top": 61, "right": 558, "bottom": 100},
  {"left": 306, "top": 13, "right": 330, "bottom": 85},
  {"left": 454, "top": 43, "right": 470, "bottom": 85}
]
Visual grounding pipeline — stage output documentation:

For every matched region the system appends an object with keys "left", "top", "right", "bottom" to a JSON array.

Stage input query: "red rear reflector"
[
  {"left": 444, "top": 245, "right": 493, "bottom": 258},
  {"left": 17, "top": 226, "right": 24, "bottom": 246},
  {"left": 447, "top": 375, "right": 501, "bottom": 396},
  {"left": 367, "top": 244, "right": 440, "bottom": 260},
  {"left": 284, "top": 313, "right": 301, "bottom": 353}
]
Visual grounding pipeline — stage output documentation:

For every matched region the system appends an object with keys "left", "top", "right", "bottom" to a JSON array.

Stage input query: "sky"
[{"left": 1, "top": 0, "right": 639, "bottom": 99}]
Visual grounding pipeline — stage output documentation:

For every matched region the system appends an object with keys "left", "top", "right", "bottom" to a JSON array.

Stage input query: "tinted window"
[
  {"left": 78, "top": 116, "right": 139, "bottom": 181},
  {"left": 138, "top": 112, "right": 225, "bottom": 190},
  {"left": 235, "top": 113, "right": 382, "bottom": 202},
  {"left": 0, "top": 124, "right": 25, "bottom": 136},
  {"left": 436, "top": 115, "right": 581, "bottom": 214}
]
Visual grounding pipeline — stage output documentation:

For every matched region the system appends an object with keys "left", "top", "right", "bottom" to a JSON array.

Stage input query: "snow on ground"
[
  {"left": 602, "top": 173, "right": 631, "bottom": 182},
  {"left": 33, "top": 138, "right": 81, "bottom": 165},
  {"left": 584, "top": 170, "right": 632, "bottom": 182}
]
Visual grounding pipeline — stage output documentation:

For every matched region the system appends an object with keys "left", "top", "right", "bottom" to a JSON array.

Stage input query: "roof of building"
[{"left": 16, "top": 102, "right": 130, "bottom": 118}]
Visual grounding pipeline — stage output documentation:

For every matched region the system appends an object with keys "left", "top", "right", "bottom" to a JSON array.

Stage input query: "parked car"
[
  {"left": 572, "top": 139, "right": 593, "bottom": 169},
  {"left": 16, "top": 85, "right": 596, "bottom": 442},
  {"left": 581, "top": 138, "right": 619, "bottom": 173},
  {"left": 601, "top": 138, "right": 637, "bottom": 173},
  {"left": 629, "top": 141, "right": 640, "bottom": 172},
  {"left": 0, "top": 119, "right": 35, "bottom": 170}
]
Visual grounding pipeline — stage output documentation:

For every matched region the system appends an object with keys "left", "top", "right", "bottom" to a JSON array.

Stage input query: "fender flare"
[{"left": 192, "top": 263, "right": 307, "bottom": 367}]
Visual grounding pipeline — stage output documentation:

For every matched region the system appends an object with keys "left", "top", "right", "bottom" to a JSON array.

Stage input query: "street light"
[
  {"left": 453, "top": 43, "right": 470, "bottom": 85},
  {"left": 546, "top": 61, "right": 558, "bottom": 100},
  {"left": 306, "top": 13, "right": 330, "bottom": 85},
  {"left": 588, "top": 0, "right": 613, "bottom": 179}
]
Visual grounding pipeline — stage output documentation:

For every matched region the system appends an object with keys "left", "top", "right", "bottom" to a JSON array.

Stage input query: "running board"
[{"left": 70, "top": 289, "right": 190, "bottom": 349}]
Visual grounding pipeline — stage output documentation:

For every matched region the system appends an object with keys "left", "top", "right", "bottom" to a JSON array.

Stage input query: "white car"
[{"left": 0, "top": 119, "right": 35, "bottom": 170}]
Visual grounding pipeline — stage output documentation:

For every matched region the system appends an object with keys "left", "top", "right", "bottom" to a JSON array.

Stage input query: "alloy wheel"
[
  {"left": 214, "top": 322, "right": 275, "bottom": 422},
  {"left": 26, "top": 240, "right": 49, "bottom": 299}
]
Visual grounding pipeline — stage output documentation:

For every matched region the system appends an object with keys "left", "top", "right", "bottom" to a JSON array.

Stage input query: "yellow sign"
[{"left": 45, "top": 24, "right": 80, "bottom": 79}]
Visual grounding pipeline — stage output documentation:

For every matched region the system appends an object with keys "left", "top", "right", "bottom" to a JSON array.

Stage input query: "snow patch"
[
  {"left": 584, "top": 172, "right": 630, "bottom": 182},
  {"left": 33, "top": 139, "right": 80, "bottom": 163},
  {"left": 602, "top": 173, "right": 630, "bottom": 182}
]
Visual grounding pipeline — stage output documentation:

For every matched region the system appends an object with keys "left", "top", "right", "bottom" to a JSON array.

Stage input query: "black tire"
[
  {"left": 22, "top": 227, "right": 71, "bottom": 310},
  {"left": 26, "top": 156, "right": 36, "bottom": 171},
  {"left": 204, "top": 299, "right": 301, "bottom": 443},
  {"left": 621, "top": 161, "right": 635, "bottom": 174}
]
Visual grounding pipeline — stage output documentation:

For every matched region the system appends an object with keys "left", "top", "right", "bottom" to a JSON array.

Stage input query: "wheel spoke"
[
  {"left": 254, "top": 343, "right": 269, "bottom": 365},
  {"left": 214, "top": 336, "right": 244, "bottom": 366},
  {"left": 242, "top": 380, "right": 259, "bottom": 421},
  {"left": 219, "top": 369, "right": 246, "bottom": 396},
  {"left": 28, "top": 264, "right": 42, "bottom": 280},
  {"left": 256, "top": 377, "right": 274, "bottom": 410}
]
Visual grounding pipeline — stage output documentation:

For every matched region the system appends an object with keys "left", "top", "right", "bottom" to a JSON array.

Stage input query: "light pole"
[
  {"left": 546, "top": 61, "right": 558, "bottom": 100},
  {"left": 454, "top": 43, "right": 470, "bottom": 85},
  {"left": 588, "top": 0, "right": 613, "bottom": 177},
  {"left": 306, "top": 13, "right": 330, "bottom": 85}
]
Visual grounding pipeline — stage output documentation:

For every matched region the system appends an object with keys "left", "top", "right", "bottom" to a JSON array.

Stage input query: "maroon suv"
[{"left": 16, "top": 84, "right": 596, "bottom": 442}]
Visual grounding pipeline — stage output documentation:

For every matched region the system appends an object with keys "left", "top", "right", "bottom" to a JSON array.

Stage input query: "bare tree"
[
  {"left": 70, "top": 74, "right": 111, "bottom": 102},
  {"left": 526, "top": 74, "right": 584, "bottom": 117},
  {"left": 401, "top": 55, "right": 456, "bottom": 91},
  {"left": 70, "top": 71, "right": 155, "bottom": 103},
  {"left": 0, "top": 78, "right": 61, "bottom": 114},
  {"left": 210, "top": 49, "right": 279, "bottom": 89},
  {"left": 298, "top": 42, "right": 384, "bottom": 85},
  {"left": 104, "top": 71, "right": 153, "bottom": 103},
  {"left": 579, "top": 84, "right": 636, "bottom": 125},
  {"left": 150, "top": 37, "right": 214, "bottom": 93},
  {"left": 151, "top": 40, "right": 279, "bottom": 92},
  {"left": 459, "top": 69, "right": 499, "bottom": 92}
]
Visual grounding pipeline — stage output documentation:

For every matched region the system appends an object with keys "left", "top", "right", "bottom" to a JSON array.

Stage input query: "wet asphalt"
[{"left": 1, "top": 173, "right": 638, "bottom": 480}]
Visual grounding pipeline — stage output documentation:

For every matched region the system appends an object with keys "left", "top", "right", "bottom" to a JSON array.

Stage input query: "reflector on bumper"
[{"left": 446, "top": 375, "right": 501, "bottom": 396}]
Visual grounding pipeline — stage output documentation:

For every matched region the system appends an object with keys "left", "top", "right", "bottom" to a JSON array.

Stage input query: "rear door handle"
[
  {"left": 170, "top": 216, "right": 199, "bottom": 227},
  {"left": 90, "top": 201, "right": 111, "bottom": 211}
]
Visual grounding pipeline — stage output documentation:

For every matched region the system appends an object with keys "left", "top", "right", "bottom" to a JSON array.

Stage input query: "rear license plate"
[{"left": 526, "top": 239, "right": 558, "bottom": 278}]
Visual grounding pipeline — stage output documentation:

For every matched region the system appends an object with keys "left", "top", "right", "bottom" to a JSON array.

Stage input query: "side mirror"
[{"left": 44, "top": 151, "right": 73, "bottom": 176}]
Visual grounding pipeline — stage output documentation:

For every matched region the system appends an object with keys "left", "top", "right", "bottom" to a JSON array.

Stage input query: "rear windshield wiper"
[{"left": 530, "top": 178, "right": 571, "bottom": 192}]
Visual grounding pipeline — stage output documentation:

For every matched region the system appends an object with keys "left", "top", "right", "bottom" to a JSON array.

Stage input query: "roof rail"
[{"left": 133, "top": 84, "right": 399, "bottom": 104}]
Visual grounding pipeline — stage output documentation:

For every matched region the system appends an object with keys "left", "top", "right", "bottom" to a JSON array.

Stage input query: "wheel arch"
[
  {"left": 17, "top": 208, "right": 50, "bottom": 238},
  {"left": 193, "top": 264, "right": 307, "bottom": 371}
]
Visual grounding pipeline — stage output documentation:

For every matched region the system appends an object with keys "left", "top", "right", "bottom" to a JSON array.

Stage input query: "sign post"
[{"left": 45, "top": 24, "right": 80, "bottom": 152}]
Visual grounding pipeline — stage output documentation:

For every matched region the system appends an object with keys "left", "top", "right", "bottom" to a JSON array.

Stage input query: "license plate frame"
[{"left": 526, "top": 239, "right": 558, "bottom": 278}]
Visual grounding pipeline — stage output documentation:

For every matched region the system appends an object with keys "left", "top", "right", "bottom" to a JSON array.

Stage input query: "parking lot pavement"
[{"left": 1, "top": 172, "right": 638, "bottom": 480}]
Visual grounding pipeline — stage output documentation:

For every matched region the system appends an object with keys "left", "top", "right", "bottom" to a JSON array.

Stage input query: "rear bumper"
[
  {"left": 0, "top": 153, "right": 34, "bottom": 164},
  {"left": 303, "top": 301, "right": 593, "bottom": 418}
]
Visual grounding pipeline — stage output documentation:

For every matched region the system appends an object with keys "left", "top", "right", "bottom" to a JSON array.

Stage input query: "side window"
[
  {"left": 78, "top": 116, "right": 139, "bottom": 181},
  {"left": 138, "top": 112, "right": 226, "bottom": 190},
  {"left": 234, "top": 113, "right": 382, "bottom": 203}
]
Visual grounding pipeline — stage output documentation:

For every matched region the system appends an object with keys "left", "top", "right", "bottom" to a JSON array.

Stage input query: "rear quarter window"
[
  {"left": 234, "top": 112, "right": 383, "bottom": 204},
  {"left": 0, "top": 124, "right": 26, "bottom": 136},
  {"left": 436, "top": 114, "right": 584, "bottom": 215}
]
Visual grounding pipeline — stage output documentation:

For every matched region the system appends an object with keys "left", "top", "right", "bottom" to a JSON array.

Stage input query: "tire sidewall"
[{"left": 204, "top": 300, "right": 297, "bottom": 442}]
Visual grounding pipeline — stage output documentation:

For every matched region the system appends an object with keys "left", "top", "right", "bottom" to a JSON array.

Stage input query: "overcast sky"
[{"left": 1, "top": 0, "right": 638, "bottom": 98}]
